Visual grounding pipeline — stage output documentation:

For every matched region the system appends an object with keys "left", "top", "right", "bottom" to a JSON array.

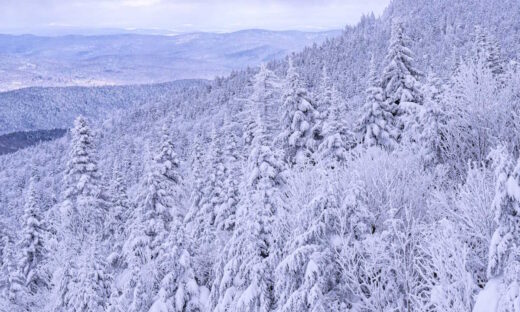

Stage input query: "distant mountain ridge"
[{"left": 0, "top": 29, "right": 341, "bottom": 91}]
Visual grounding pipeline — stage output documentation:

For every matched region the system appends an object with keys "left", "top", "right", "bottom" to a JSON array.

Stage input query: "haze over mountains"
[{"left": 0, "top": 29, "right": 341, "bottom": 91}]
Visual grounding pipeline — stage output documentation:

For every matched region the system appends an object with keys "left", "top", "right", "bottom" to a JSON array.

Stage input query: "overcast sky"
[{"left": 1, "top": 0, "right": 390, "bottom": 35}]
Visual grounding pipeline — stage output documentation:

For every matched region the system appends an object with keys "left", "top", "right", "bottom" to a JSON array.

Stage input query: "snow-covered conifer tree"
[
  {"left": 276, "top": 184, "right": 340, "bottom": 312},
  {"left": 277, "top": 178, "right": 373, "bottom": 312},
  {"left": 482, "top": 147, "right": 520, "bottom": 311},
  {"left": 147, "top": 127, "right": 204, "bottom": 312},
  {"left": 124, "top": 123, "right": 198, "bottom": 311},
  {"left": 137, "top": 124, "right": 180, "bottom": 261},
  {"left": 196, "top": 125, "right": 226, "bottom": 229},
  {"left": 187, "top": 132, "right": 207, "bottom": 216},
  {"left": 316, "top": 66, "right": 348, "bottom": 166},
  {"left": 54, "top": 261, "right": 74, "bottom": 312},
  {"left": 65, "top": 246, "right": 112, "bottom": 312},
  {"left": 18, "top": 176, "right": 48, "bottom": 294},
  {"left": 381, "top": 21, "right": 422, "bottom": 143},
  {"left": 245, "top": 64, "right": 280, "bottom": 150},
  {"left": 1, "top": 237, "right": 27, "bottom": 309},
  {"left": 279, "top": 57, "right": 319, "bottom": 165},
  {"left": 106, "top": 161, "right": 131, "bottom": 268},
  {"left": 61, "top": 116, "right": 105, "bottom": 244},
  {"left": 214, "top": 112, "right": 241, "bottom": 232},
  {"left": 418, "top": 71, "right": 447, "bottom": 165},
  {"left": 150, "top": 224, "right": 204, "bottom": 312},
  {"left": 211, "top": 100, "right": 287, "bottom": 312},
  {"left": 186, "top": 125, "right": 226, "bottom": 287},
  {"left": 357, "top": 56, "right": 396, "bottom": 149},
  {"left": 473, "top": 26, "right": 505, "bottom": 78},
  {"left": 55, "top": 116, "right": 111, "bottom": 311},
  {"left": 183, "top": 132, "right": 209, "bottom": 250}
]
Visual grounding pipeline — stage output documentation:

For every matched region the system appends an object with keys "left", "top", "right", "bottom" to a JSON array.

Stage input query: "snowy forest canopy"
[{"left": 1, "top": 0, "right": 520, "bottom": 311}]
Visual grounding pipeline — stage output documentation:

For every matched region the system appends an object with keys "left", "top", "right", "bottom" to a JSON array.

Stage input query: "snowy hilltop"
[{"left": 1, "top": 0, "right": 520, "bottom": 311}]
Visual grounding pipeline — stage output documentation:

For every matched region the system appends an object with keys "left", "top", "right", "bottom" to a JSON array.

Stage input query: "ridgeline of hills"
[{"left": 0, "top": 29, "right": 341, "bottom": 91}]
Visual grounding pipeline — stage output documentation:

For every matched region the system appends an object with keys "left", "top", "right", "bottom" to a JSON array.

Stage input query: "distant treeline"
[{"left": 0, "top": 128, "right": 67, "bottom": 155}]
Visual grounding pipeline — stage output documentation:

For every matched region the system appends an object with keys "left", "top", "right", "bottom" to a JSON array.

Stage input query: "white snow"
[{"left": 473, "top": 278, "right": 501, "bottom": 312}]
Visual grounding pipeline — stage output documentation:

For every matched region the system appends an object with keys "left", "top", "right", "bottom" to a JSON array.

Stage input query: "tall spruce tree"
[
  {"left": 141, "top": 123, "right": 180, "bottom": 260},
  {"left": 187, "top": 132, "right": 207, "bottom": 220},
  {"left": 276, "top": 181, "right": 372, "bottom": 312},
  {"left": 106, "top": 161, "right": 131, "bottom": 269},
  {"left": 186, "top": 125, "right": 226, "bottom": 288},
  {"left": 148, "top": 131, "right": 204, "bottom": 312},
  {"left": 279, "top": 58, "right": 318, "bottom": 166},
  {"left": 211, "top": 96, "right": 287, "bottom": 312},
  {"left": 473, "top": 26, "right": 505, "bottom": 78},
  {"left": 122, "top": 123, "right": 189, "bottom": 311},
  {"left": 357, "top": 56, "right": 396, "bottom": 149},
  {"left": 381, "top": 21, "right": 422, "bottom": 143},
  {"left": 1, "top": 237, "right": 27, "bottom": 309},
  {"left": 58, "top": 116, "right": 111, "bottom": 311},
  {"left": 18, "top": 176, "right": 48, "bottom": 294},
  {"left": 65, "top": 246, "right": 111, "bottom": 312},
  {"left": 418, "top": 71, "right": 447, "bottom": 166},
  {"left": 215, "top": 112, "right": 241, "bottom": 232},
  {"left": 61, "top": 116, "right": 105, "bottom": 245},
  {"left": 245, "top": 64, "right": 280, "bottom": 151},
  {"left": 317, "top": 66, "right": 348, "bottom": 166}
]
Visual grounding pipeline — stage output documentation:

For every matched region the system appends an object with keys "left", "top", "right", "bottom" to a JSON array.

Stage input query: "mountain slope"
[
  {"left": 1, "top": 0, "right": 518, "bottom": 236},
  {"left": 1, "top": 0, "right": 520, "bottom": 311}
]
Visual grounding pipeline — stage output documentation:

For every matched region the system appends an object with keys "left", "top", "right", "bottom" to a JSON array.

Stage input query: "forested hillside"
[
  {"left": 1, "top": 0, "right": 520, "bottom": 311},
  {"left": 0, "top": 129, "right": 67, "bottom": 155},
  {"left": 0, "top": 79, "right": 207, "bottom": 135}
]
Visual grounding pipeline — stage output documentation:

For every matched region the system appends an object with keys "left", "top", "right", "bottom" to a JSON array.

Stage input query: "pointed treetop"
[
  {"left": 368, "top": 54, "right": 379, "bottom": 88},
  {"left": 286, "top": 56, "right": 301, "bottom": 86},
  {"left": 73, "top": 115, "right": 88, "bottom": 131}
]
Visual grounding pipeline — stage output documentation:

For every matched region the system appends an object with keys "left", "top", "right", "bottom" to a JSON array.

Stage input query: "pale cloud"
[
  {"left": 121, "top": 0, "right": 163, "bottom": 7},
  {"left": 0, "top": 0, "right": 391, "bottom": 34}
]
